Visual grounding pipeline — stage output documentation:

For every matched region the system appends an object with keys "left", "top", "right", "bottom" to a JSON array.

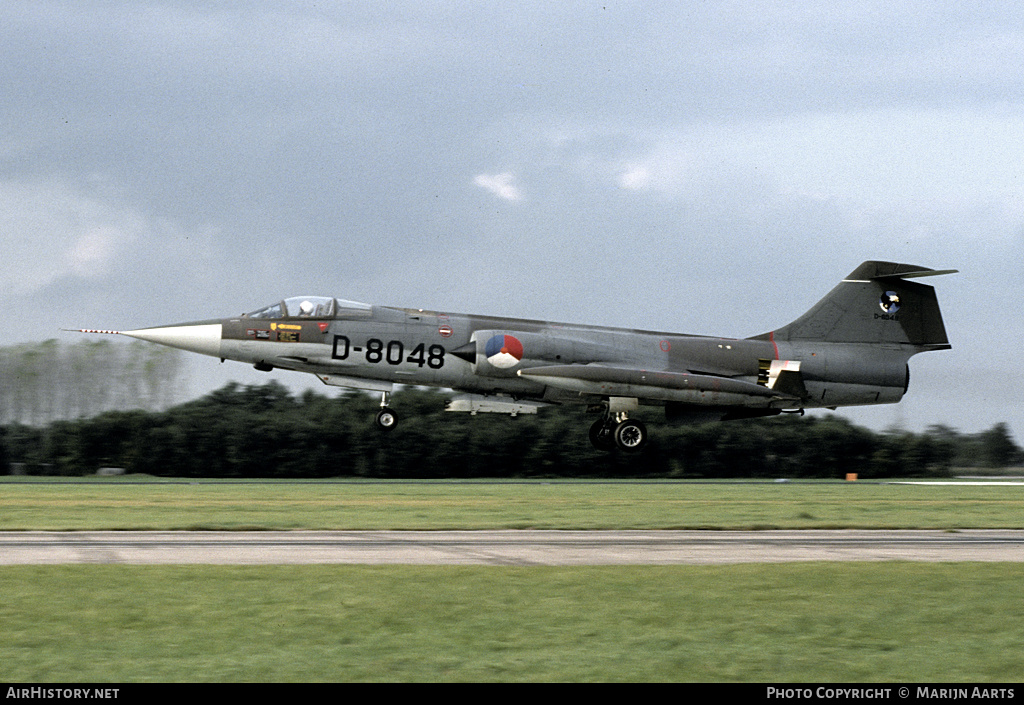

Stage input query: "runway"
[{"left": 2, "top": 530, "right": 1023, "bottom": 565}]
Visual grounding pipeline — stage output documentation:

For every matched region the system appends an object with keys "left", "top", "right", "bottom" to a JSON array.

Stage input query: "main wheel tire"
[
  {"left": 614, "top": 419, "right": 648, "bottom": 451},
  {"left": 375, "top": 408, "right": 398, "bottom": 431},
  {"left": 589, "top": 418, "right": 616, "bottom": 451}
]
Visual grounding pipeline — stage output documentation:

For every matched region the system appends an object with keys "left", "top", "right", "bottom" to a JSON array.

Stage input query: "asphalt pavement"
[{"left": 2, "top": 530, "right": 1022, "bottom": 565}]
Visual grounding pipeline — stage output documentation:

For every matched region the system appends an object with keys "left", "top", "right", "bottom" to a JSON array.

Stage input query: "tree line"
[
  {"left": 2, "top": 381, "right": 1020, "bottom": 478},
  {"left": 0, "top": 339, "right": 185, "bottom": 426}
]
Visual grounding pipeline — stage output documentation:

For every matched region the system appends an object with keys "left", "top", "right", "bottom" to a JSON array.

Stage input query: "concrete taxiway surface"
[{"left": 2, "top": 530, "right": 1023, "bottom": 566}]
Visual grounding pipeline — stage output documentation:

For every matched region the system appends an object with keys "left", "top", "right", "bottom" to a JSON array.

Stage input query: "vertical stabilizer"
[{"left": 757, "top": 261, "right": 955, "bottom": 349}]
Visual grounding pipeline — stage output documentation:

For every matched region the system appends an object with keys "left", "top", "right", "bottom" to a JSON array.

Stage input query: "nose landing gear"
[{"left": 375, "top": 392, "right": 397, "bottom": 431}]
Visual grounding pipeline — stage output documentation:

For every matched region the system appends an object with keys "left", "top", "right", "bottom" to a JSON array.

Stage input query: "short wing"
[{"left": 518, "top": 364, "right": 799, "bottom": 405}]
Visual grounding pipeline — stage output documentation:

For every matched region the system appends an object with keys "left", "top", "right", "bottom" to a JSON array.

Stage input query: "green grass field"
[
  {"left": 2, "top": 477, "right": 1022, "bottom": 682},
  {"left": 1, "top": 477, "right": 1023, "bottom": 530},
  {"left": 2, "top": 563, "right": 1023, "bottom": 682}
]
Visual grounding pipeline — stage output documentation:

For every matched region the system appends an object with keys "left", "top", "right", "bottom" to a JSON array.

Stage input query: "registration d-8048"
[{"left": 332, "top": 335, "right": 445, "bottom": 369}]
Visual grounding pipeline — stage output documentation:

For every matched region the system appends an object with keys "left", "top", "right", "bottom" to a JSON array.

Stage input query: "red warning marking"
[{"left": 438, "top": 325, "right": 453, "bottom": 338}]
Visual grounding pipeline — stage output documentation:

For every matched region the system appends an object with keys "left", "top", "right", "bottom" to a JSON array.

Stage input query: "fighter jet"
[{"left": 73, "top": 261, "right": 955, "bottom": 451}]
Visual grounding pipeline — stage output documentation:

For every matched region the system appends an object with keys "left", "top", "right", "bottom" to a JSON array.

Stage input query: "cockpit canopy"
[{"left": 245, "top": 296, "right": 372, "bottom": 320}]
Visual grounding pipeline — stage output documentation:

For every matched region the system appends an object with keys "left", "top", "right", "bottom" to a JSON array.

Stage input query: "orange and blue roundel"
[{"left": 485, "top": 334, "right": 524, "bottom": 369}]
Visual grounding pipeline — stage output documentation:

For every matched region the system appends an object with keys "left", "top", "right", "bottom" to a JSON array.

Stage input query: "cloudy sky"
[{"left": 4, "top": 1, "right": 1022, "bottom": 437}]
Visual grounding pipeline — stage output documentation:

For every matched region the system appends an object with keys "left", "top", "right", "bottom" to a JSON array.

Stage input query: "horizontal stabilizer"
[{"left": 844, "top": 261, "right": 958, "bottom": 281}]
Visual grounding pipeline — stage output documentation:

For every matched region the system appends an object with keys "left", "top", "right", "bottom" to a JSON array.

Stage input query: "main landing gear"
[
  {"left": 589, "top": 412, "right": 648, "bottom": 452},
  {"left": 375, "top": 392, "right": 397, "bottom": 431}
]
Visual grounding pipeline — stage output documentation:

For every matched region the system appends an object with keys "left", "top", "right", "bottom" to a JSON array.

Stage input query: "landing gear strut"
[
  {"left": 375, "top": 392, "right": 397, "bottom": 431},
  {"left": 589, "top": 411, "right": 648, "bottom": 452}
]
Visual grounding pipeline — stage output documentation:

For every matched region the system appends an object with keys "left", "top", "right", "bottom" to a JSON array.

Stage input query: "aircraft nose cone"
[{"left": 120, "top": 323, "right": 223, "bottom": 358}]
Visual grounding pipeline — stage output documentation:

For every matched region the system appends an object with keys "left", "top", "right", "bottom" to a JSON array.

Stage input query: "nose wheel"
[
  {"left": 375, "top": 408, "right": 397, "bottom": 430},
  {"left": 375, "top": 392, "right": 397, "bottom": 431}
]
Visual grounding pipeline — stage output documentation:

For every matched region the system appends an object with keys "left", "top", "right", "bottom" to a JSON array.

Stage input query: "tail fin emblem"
[{"left": 880, "top": 291, "right": 901, "bottom": 314}]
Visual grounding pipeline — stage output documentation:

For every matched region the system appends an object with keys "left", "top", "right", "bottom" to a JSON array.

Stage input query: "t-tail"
[
  {"left": 748, "top": 261, "right": 956, "bottom": 410},
  {"left": 758, "top": 261, "right": 956, "bottom": 350}
]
